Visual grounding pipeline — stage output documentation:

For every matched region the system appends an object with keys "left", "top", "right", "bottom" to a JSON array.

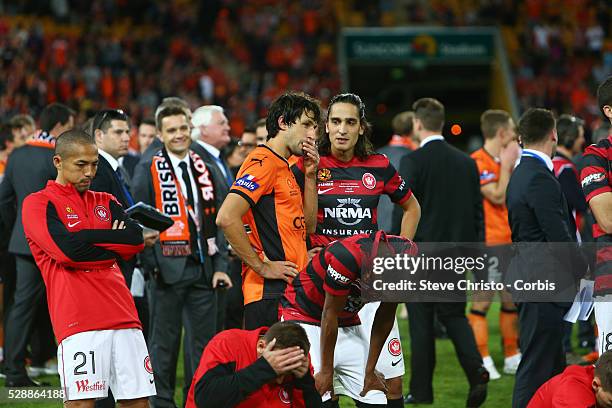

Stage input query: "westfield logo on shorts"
[{"left": 75, "top": 379, "right": 106, "bottom": 393}]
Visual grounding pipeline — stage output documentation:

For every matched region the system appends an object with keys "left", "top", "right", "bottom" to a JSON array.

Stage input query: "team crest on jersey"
[
  {"left": 94, "top": 205, "right": 110, "bottom": 222},
  {"left": 388, "top": 338, "right": 402, "bottom": 356},
  {"left": 144, "top": 356, "right": 153, "bottom": 374},
  {"left": 317, "top": 168, "right": 332, "bottom": 182},
  {"left": 279, "top": 388, "right": 291, "bottom": 404},
  {"left": 362, "top": 172, "right": 376, "bottom": 189},
  {"left": 234, "top": 174, "right": 260, "bottom": 191},
  {"left": 286, "top": 177, "right": 295, "bottom": 189}
]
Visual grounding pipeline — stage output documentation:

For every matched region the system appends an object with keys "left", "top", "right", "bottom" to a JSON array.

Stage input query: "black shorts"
[{"left": 243, "top": 298, "right": 280, "bottom": 330}]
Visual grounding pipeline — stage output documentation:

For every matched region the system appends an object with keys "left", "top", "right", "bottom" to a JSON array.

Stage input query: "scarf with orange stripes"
[{"left": 150, "top": 148, "right": 217, "bottom": 257}]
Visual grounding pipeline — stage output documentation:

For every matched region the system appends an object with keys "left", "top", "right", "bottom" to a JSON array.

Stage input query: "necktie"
[
  {"left": 178, "top": 162, "right": 195, "bottom": 208},
  {"left": 115, "top": 168, "right": 135, "bottom": 207},
  {"left": 213, "top": 155, "right": 233, "bottom": 186},
  {"left": 178, "top": 161, "right": 202, "bottom": 263}
]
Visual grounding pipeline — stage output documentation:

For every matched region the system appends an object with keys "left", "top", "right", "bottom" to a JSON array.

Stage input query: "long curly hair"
[{"left": 318, "top": 93, "right": 374, "bottom": 160}]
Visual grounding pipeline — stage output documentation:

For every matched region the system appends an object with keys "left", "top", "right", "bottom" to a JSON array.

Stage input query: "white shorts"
[
  {"left": 358, "top": 302, "right": 405, "bottom": 379},
  {"left": 300, "top": 323, "right": 387, "bottom": 404},
  {"left": 58, "top": 328, "right": 156, "bottom": 402},
  {"left": 595, "top": 295, "right": 612, "bottom": 354}
]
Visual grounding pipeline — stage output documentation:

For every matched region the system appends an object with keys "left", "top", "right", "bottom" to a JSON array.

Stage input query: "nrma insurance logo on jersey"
[
  {"left": 235, "top": 174, "right": 260, "bottom": 191},
  {"left": 324, "top": 198, "right": 371, "bottom": 226}
]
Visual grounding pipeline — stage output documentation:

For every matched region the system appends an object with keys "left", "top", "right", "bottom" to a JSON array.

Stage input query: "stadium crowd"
[{"left": 0, "top": 2, "right": 611, "bottom": 408}]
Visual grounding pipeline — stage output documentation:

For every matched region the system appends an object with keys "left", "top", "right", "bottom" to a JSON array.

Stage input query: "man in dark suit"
[
  {"left": 507, "top": 108, "right": 580, "bottom": 408},
  {"left": 0, "top": 103, "right": 75, "bottom": 386},
  {"left": 190, "top": 105, "right": 236, "bottom": 330},
  {"left": 397, "top": 98, "right": 488, "bottom": 407},
  {"left": 132, "top": 105, "right": 231, "bottom": 408},
  {"left": 90, "top": 109, "right": 159, "bottom": 334}
]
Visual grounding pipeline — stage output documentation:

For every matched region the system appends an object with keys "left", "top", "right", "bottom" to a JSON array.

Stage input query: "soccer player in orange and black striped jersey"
[
  {"left": 469, "top": 109, "right": 522, "bottom": 380},
  {"left": 217, "top": 92, "right": 322, "bottom": 330}
]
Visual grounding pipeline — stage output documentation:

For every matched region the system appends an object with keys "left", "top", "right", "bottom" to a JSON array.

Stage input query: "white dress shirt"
[{"left": 420, "top": 135, "right": 445, "bottom": 148}]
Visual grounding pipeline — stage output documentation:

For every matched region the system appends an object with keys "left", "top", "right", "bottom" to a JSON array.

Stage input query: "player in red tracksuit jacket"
[
  {"left": 22, "top": 130, "right": 155, "bottom": 406},
  {"left": 186, "top": 321, "right": 321, "bottom": 408},
  {"left": 527, "top": 350, "right": 612, "bottom": 408}
]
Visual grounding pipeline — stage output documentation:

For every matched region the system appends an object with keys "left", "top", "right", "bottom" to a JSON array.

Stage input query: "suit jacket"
[
  {"left": 506, "top": 155, "right": 585, "bottom": 301},
  {"left": 90, "top": 154, "right": 137, "bottom": 284},
  {"left": 121, "top": 154, "right": 140, "bottom": 179},
  {"left": 396, "top": 139, "right": 484, "bottom": 242},
  {"left": 132, "top": 151, "right": 228, "bottom": 285},
  {"left": 377, "top": 144, "right": 412, "bottom": 234},
  {"left": 189, "top": 141, "right": 233, "bottom": 203},
  {"left": 0, "top": 144, "right": 56, "bottom": 256},
  {"left": 91, "top": 155, "right": 132, "bottom": 208}
]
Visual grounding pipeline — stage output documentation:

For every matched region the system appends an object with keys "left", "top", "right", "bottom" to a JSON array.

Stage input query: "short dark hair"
[
  {"left": 595, "top": 350, "right": 612, "bottom": 391},
  {"left": 556, "top": 114, "right": 584, "bottom": 149},
  {"left": 392, "top": 111, "right": 414, "bottom": 136},
  {"left": 597, "top": 76, "right": 612, "bottom": 117},
  {"left": 156, "top": 106, "right": 188, "bottom": 130},
  {"left": 39, "top": 103, "right": 75, "bottom": 132},
  {"left": 518, "top": 108, "right": 556, "bottom": 145},
  {"left": 266, "top": 92, "right": 321, "bottom": 140},
  {"left": 9, "top": 114, "right": 35, "bottom": 130},
  {"left": 480, "top": 109, "right": 511, "bottom": 140},
  {"left": 54, "top": 129, "right": 95, "bottom": 159},
  {"left": 262, "top": 321, "right": 310, "bottom": 353},
  {"left": 412, "top": 98, "right": 445, "bottom": 132},
  {"left": 140, "top": 117, "right": 156, "bottom": 128},
  {"left": 93, "top": 109, "right": 129, "bottom": 133},
  {"left": 319, "top": 93, "right": 374, "bottom": 160}
]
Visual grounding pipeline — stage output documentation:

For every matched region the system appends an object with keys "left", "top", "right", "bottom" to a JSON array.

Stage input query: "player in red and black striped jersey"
[
  {"left": 280, "top": 232, "right": 417, "bottom": 407},
  {"left": 293, "top": 153, "right": 413, "bottom": 247},
  {"left": 580, "top": 77, "right": 612, "bottom": 355},
  {"left": 291, "top": 93, "right": 420, "bottom": 407}
]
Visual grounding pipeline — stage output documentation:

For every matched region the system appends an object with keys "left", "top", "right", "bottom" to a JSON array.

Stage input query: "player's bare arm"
[
  {"left": 217, "top": 193, "right": 298, "bottom": 282},
  {"left": 589, "top": 192, "right": 612, "bottom": 234},
  {"left": 315, "top": 292, "right": 348, "bottom": 395},
  {"left": 481, "top": 142, "right": 519, "bottom": 205},
  {"left": 399, "top": 194, "right": 421, "bottom": 240},
  {"left": 302, "top": 135, "right": 319, "bottom": 234}
]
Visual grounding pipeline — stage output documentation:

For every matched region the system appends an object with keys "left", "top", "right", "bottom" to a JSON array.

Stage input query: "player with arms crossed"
[
  {"left": 280, "top": 231, "right": 417, "bottom": 407},
  {"left": 21, "top": 129, "right": 154, "bottom": 407}
]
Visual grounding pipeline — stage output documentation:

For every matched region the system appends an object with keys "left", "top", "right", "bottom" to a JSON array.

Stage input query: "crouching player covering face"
[
  {"left": 280, "top": 231, "right": 417, "bottom": 407},
  {"left": 22, "top": 129, "right": 155, "bottom": 407},
  {"left": 185, "top": 321, "right": 321, "bottom": 407}
]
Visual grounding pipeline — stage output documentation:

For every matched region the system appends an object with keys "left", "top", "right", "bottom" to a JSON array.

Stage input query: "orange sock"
[
  {"left": 500, "top": 308, "right": 519, "bottom": 357},
  {"left": 468, "top": 310, "right": 489, "bottom": 357}
]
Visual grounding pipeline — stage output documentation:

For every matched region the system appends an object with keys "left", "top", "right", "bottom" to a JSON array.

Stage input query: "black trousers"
[
  {"left": 243, "top": 298, "right": 280, "bottom": 330},
  {"left": 148, "top": 262, "right": 217, "bottom": 408},
  {"left": 407, "top": 302, "right": 483, "bottom": 401},
  {"left": 224, "top": 257, "right": 244, "bottom": 330},
  {"left": 512, "top": 303, "right": 566, "bottom": 408},
  {"left": 4, "top": 255, "right": 55, "bottom": 381}
]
